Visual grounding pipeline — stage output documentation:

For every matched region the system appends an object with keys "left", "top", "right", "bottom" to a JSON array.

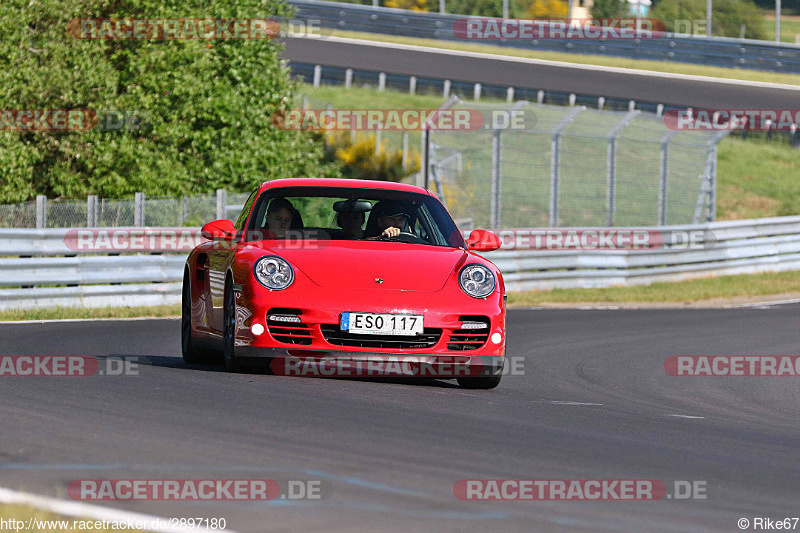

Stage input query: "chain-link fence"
[
  {"left": 0, "top": 191, "right": 253, "bottom": 229},
  {"left": 422, "top": 99, "right": 730, "bottom": 229}
]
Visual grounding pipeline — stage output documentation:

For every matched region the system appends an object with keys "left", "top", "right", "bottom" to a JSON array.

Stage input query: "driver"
[{"left": 366, "top": 200, "right": 412, "bottom": 239}]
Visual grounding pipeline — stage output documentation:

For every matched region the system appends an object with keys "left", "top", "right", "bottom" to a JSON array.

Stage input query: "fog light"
[
  {"left": 491, "top": 332, "right": 502, "bottom": 344},
  {"left": 251, "top": 323, "right": 265, "bottom": 336}
]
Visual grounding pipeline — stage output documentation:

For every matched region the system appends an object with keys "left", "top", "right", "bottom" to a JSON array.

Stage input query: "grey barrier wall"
[
  {"left": 1, "top": 216, "right": 799, "bottom": 310},
  {"left": 289, "top": 0, "right": 800, "bottom": 73}
]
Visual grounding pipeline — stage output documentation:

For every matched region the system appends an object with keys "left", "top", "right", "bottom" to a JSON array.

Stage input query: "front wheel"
[
  {"left": 223, "top": 278, "right": 245, "bottom": 373},
  {"left": 457, "top": 374, "right": 502, "bottom": 389},
  {"left": 182, "top": 270, "right": 204, "bottom": 364}
]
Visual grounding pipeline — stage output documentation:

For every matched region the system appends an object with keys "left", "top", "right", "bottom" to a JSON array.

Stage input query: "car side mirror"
[
  {"left": 201, "top": 219, "right": 236, "bottom": 241},
  {"left": 467, "top": 229, "right": 501, "bottom": 252}
]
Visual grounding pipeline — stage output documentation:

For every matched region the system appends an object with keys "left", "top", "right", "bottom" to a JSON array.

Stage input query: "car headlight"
[
  {"left": 253, "top": 256, "right": 294, "bottom": 290},
  {"left": 459, "top": 264, "right": 496, "bottom": 299}
]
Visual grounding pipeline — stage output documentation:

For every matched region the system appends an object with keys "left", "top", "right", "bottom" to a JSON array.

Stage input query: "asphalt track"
[
  {"left": 1, "top": 307, "right": 799, "bottom": 532},
  {"left": 283, "top": 37, "right": 800, "bottom": 109}
]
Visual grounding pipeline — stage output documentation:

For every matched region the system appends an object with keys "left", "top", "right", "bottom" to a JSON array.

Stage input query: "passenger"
[
  {"left": 337, "top": 211, "right": 366, "bottom": 239},
  {"left": 265, "top": 198, "right": 296, "bottom": 239}
]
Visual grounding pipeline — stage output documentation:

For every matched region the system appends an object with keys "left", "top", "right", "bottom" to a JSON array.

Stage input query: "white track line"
[
  {"left": 548, "top": 400, "right": 604, "bottom": 406},
  {"left": 0, "top": 486, "right": 236, "bottom": 533},
  {"left": 664, "top": 414, "right": 705, "bottom": 419},
  {"left": 293, "top": 35, "right": 800, "bottom": 91},
  {"left": 0, "top": 316, "right": 179, "bottom": 325},
  {"left": 725, "top": 297, "right": 800, "bottom": 308}
]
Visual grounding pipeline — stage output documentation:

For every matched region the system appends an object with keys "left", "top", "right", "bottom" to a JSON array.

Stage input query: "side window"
[{"left": 234, "top": 189, "right": 259, "bottom": 230}]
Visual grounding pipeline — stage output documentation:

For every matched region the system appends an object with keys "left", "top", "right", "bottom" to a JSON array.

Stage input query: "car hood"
[{"left": 251, "top": 241, "right": 468, "bottom": 291}]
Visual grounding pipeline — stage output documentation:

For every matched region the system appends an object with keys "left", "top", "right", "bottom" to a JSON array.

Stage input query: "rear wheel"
[
  {"left": 457, "top": 374, "right": 502, "bottom": 389},
  {"left": 223, "top": 277, "right": 244, "bottom": 373}
]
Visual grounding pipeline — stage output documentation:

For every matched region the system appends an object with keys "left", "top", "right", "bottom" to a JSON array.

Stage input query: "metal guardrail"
[
  {"left": 290, "top": 0, "right": 800, "bottom": 73},
  {"left": 1, "top": 216, "right": 799, "bottom": 310}
]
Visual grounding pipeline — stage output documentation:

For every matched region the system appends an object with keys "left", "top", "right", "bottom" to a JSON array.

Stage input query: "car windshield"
[{"left": 244, "top": 186, "right": 466, "bottom": 248}]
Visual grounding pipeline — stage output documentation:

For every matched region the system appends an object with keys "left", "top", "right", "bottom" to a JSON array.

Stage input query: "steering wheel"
[{"left": 379, "top": 231, "right": 426, "bottom": 244}]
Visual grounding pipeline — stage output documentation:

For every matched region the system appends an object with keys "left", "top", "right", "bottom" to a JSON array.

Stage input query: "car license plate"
[{"left": 341, "top": 312, "right": 424, "bottom": 335}]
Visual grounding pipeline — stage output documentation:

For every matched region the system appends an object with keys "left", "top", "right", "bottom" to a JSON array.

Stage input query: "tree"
[{"left": 0, "top": 0, "right": 338, "bottom": 203}]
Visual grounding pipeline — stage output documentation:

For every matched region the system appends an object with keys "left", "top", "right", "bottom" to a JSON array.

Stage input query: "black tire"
[
  {"left": 223, "top": 277, "right": 245, "bottom": 373},
  {"left": 457, "top": 374, "right": 502, "bottom": 389}
]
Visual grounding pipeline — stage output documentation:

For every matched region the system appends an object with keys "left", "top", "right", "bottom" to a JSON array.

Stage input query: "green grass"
[
  {"left": 0, "top": 304, "right": 180, "bottom": 322},
  {"left": 761, "top": 13, "right": 800, "bottom": 43},
  {"left": 2, "top": 273, "right": 799, "bottom": 318},
  {"left": 328, "top": 29, "right": 800, "bottom": 86},
  {"left": 717, "top": 136, "right": 800, "bottom": 220},
  {"left": 302, "top": 84, "right": 800, "bottom": 222},
  {"left": 507, "top": 270, "right": 800, "bottom": 306}
]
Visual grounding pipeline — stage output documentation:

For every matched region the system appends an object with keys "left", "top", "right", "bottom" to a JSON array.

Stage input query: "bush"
[
  {"left": 0, "top": 0, "right": 339, "bottom": 203},
  {"left": 651, "top": 0, "right": 767, "bottom": 39},
  {"left": 324, "top": 132, "right": 420, "bottom": 182},
  {"left": 591, "top": 0, "right": 627, "bottom": 18},
  {"left": 521, "top": 0, "right": 569, "bottom": 18},
  {"left": 385, "top": 0, "right": 432, "bottom": 10}
]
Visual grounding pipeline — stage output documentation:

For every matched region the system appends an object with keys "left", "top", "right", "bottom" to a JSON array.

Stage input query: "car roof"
[{"left": 260, "top": 178, "right": 434, "bottom": 195}]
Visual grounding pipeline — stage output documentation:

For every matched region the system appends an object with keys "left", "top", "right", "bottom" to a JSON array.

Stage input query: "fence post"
[
  {"left": 375, "top": 127, "right": 382, "bottom": 155},
  {"left": 506, "top": 87, "right": 514, "bottom": 102},
  {"left": 313, "top": 65, "right": 322, "bottom": 87},
  {"left": 422, "top": 128, "right": 430, "bottom": 189},
  {"left": 658, "top": 131, "right": 678, "bottom": 225},
  {"left": 345, "top": 68, "right": 353, "bottom": 89},
  {"left": 606, "top": 110, "right": 639, "bottom": 226},
  {"left": 409, "top": 76, "right": 417, "bottom": 95},
  {"left": 378, "top": 72, "right": 386, "bottom": 91},
  {"left": 134, "top": 192, "right": 145, "bottom": 227},
  {"left": 419, "top": 127, "right": 428, "bottom": 188},
  {"left": 443, "top": 80, "right": 451, "bottom": 99},
  {"left": 537, "top": 90, "right": 544, "bottom": 104},
  {"left": 35, "top": 195, "right": 47, "bottom": 229},
  {"left": 402, "top": 131, "right": 408, "bottom": 169},
  {"left": 490, "top": 129, "right": 502, "bottom": 229},
  {"left": 216, "top": 189, "right": 227, "bottom": 220},
  {"left": 473, "top": 83, "right": 481, "bottom": 101},
  {"left": 87, "top": 195, "right": 98, "bottom": 227},
  {"left": 598, "top": 97, "right": 605, "bottom": 110},
  {"left": 549, "top": 107, "right": 584, "bottom": 227}
]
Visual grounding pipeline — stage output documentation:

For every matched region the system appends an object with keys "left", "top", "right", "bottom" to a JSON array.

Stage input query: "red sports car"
[{"left": 182, "top": 178, "right": 506, "bottom": 388}]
